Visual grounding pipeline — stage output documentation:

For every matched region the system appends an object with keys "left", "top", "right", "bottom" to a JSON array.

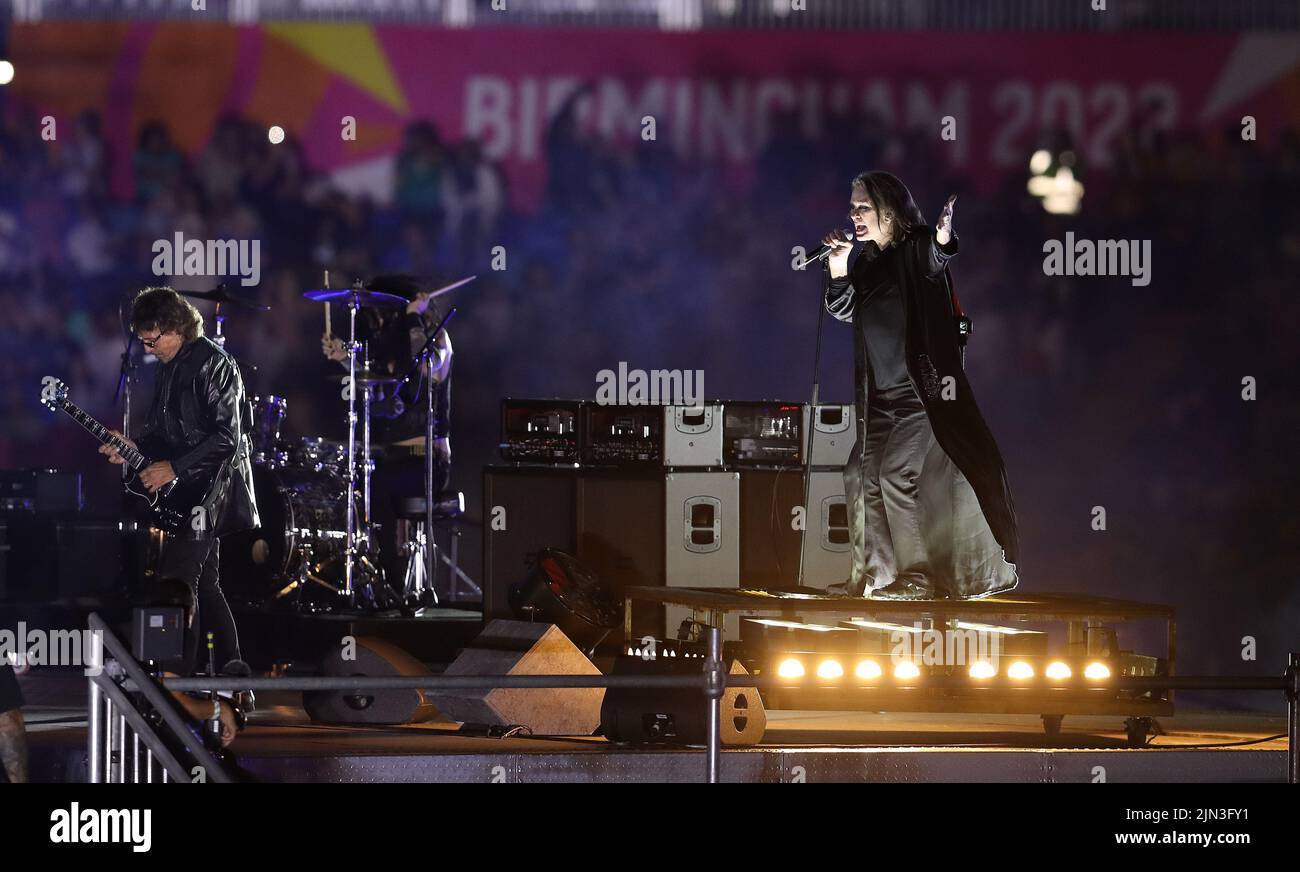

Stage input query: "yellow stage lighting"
[
  {"left": 816, "top": 660, "right": 844, "bottom": 680},
  {"left": 777, "top": 658, "right": 805, "bottom": 679},
  {"left": 1007, "top": 660, "right": 1034, "bottom": 680}
]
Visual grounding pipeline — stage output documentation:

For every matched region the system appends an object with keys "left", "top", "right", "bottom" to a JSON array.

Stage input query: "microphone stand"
[
  {"left": 795, "top": 259, "right": 832, "bottom": 588},
  {"left": 114, "top": 330, "right": 136, "bottom": 448},
  {"left": 398, "top": 306, "right": 457, "bottom": 606}
]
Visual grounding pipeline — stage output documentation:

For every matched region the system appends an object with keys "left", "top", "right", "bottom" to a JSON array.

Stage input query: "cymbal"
[
  {"left": 329, "top": 370, "right": 401, "bottom": 386},
  {"left": 180, "top": 284, "right": 270, "bottom": 310},
  {"left": 303, "top": 288, "right": 408, "bottom": 307}
]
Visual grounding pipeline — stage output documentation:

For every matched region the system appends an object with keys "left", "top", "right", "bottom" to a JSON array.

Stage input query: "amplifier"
[
  {"left": 499, "top": 399, "right": 582, "bottom": 464},
  {"left": 662, "top": 404, "right": 723, "bottom": 467},
  {"left": 0, "top": 469, "right": 83, "bottom": 514},
  {"left": 723, "top": 401, "right": 803, "bottom": 467},
  {"left": 581, "top": 404, "right": 663, "bottom": 466},
  {"left": 804, "top": 404, "right": 855, "bottom": 467}
]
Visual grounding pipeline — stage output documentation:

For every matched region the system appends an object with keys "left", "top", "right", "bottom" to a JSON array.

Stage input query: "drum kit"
[{"left": 138, "top": 275, "right": 474, "bottom": 614}]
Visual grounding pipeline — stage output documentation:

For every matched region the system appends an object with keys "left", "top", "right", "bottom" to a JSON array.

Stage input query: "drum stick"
[{"left": 323, "top": 269, "right": 332, "bottom": 336}]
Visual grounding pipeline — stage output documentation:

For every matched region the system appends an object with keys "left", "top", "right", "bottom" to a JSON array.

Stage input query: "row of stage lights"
[{"left": 775, "top": 655, "right": 1112, "bottom": 685}]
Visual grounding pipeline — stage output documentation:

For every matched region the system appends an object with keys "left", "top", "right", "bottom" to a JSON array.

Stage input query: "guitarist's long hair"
[{"left": 130, "top": 287, "right": 205, "bottom": 342}]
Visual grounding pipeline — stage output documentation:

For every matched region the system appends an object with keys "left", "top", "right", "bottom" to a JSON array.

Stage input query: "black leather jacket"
[{"left": 137, "top": 336, "right": 259, "bottom": 540}]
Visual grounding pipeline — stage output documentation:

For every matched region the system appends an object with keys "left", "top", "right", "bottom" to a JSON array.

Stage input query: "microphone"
[{"left": 803, "top": 228, "right": 855, "bottom": 265}]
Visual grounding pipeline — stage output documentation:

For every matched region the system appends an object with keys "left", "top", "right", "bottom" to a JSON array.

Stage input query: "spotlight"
[
  {"left": 1084, "top": 661, "right": 1110, "bottom": 681},
  {"left": 816, "top": 659, "right": 844, "bottom": 680},
  {"left": 1045, "top": 661, "right": 1072, "bottom": 680},
  {"left": 893, "top": 660, "right": 920, "bottom": 680},
  {"left": 1007, "top": 661, "right": 1034, "bottom": 680},
  {"left": 268, "top": 125, "right": 285, "bottom": 145},
  {"left": 777, "top": 658, "right": 805, "bottom": 680},
  {"left": 855, "top": 659, "right": 883, "bottom": 680},
  {"left": 969, "top": 660, "right": 997, "bottom": 679}
]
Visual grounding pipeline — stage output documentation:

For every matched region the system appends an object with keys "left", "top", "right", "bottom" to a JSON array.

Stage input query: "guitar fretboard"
[{"left": 60, "top": 401, "right": 149, "bottom": 471}]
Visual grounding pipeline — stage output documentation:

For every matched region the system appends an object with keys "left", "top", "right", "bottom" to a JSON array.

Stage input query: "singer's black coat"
[{"left": 825, "top": 226, "right": 1020, "bottom": 576}]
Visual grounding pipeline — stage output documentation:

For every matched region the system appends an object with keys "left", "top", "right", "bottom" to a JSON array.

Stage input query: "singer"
[{"left": 821, "top": 171, "right": 1019, "bottom": 599}]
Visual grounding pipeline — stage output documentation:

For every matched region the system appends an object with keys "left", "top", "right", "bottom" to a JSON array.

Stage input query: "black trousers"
[
  {"left": 843, "top": 381, "right": 1018, "bottom": 598},
  {"left": 156, "top": 536, "right": 242, "bottom": 674}
]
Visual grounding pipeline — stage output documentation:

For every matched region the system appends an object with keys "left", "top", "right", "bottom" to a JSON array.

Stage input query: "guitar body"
[{"left": 122, "top": 469, "right": 213, "bottom": 534}]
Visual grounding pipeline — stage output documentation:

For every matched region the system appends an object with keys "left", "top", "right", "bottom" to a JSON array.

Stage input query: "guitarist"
[{"left": 99, "top": 287, "right": 259, "bottom": 675}]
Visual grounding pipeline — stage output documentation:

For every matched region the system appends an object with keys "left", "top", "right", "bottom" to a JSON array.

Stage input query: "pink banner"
[{"left": 11, "top": 24, "right": 1300, "bottom": 208}]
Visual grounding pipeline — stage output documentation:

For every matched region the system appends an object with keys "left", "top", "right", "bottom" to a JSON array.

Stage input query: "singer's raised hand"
[{"left": 936, "top": 194, "right": 956, "bottom": 246}]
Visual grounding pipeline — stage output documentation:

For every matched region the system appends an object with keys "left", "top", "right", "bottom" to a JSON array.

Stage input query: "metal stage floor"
[{"left": 23, "top": 697, "right": 1289, "bottom": 783}]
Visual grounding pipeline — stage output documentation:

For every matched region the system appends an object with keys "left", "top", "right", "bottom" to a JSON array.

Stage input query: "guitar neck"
[{"left": 61, "top": 401, "right": 149, "bottom": 471}]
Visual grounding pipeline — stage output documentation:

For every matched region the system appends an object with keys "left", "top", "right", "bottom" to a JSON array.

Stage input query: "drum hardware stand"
[
  {"left": 399, "top": 523, "right": 431, "bottom": 609},
  {"left": 397, "top": 305, "right": 458, "bottom": 609}
]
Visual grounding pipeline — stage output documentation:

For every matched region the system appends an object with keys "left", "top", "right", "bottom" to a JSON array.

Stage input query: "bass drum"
[{"left": 221, "top": 465, "right": 352, "bottom": 604}]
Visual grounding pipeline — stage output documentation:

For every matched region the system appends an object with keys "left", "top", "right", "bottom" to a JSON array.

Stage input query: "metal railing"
[
  {"left": 87, "top": 613, "right": 234, "bottom": 783},
  {"left": 88, "top": 611, "right": 1299, "bottom": 783}
]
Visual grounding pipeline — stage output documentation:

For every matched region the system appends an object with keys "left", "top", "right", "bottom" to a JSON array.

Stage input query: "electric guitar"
[{"left": 39, "top": 375, "right": 210, "bottom": 533}]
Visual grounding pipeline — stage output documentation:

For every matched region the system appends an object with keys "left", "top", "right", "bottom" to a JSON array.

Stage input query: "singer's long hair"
[{"left": 849, "top": 171, "right": 928, "bottom": 245}]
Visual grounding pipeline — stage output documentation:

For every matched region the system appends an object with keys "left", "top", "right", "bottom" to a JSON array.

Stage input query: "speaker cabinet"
[
  {"left": 303, "top": 636, "right": 440, "bottom": 725},
  {"left": 662, "top": 404, "right": 724, "bottom": 467},
  {"left": 1, "top": 514, "right": 125, "bottom": 601},
  {"left": 664, "top": 471, "right": 740, "bottom": 638},
  {"left": 799, "top": 470, "right": 851, "bottom": 589},
  {"left": 429, "top": 620, "right": 604, "bottom": 735},
  {"left": 576, "top": 471, "right": 665, "bottom": 639},
  {"left": 803, "top": 404, "right": 856, "bottom": 467},
  {"left": 482, "top": 467, "right": 577, "bottom": 622},
  {"left": 600, "top": 655, "right": 766, "bottom": 746},
  {"left": 738, "top": 469, "right": 804, "bottom": 589}
]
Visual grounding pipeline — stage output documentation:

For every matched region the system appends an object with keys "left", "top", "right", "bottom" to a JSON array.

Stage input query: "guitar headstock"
[{"left": 39, "top": 375, "right": 70, "bottom": 412}]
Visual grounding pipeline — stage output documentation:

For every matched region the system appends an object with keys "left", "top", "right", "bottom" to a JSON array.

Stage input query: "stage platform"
[{"left": 19, "top": 688, "right": 1290, "bottom": 783}]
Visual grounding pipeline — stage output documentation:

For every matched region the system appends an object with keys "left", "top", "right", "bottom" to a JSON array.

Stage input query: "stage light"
[
  {"left": 1029, "top": 149, "right": 1052, "bottom": 174},
  {"left": 855, "top": 659, "right": 883, "bottom": 680},
  {"left": 1045, "top": 661, "right": 1072, "bottom": 680},
  {"left": 893, "top": 660, "right": 920, "bottom": 680},
  {"left": 816, "top": 659, "right": 844, "bottom": 680},
  {"left": 969, "top": 660, "right": 997, "bottom": 679},
  {"left": 1084, "top": 661, "right": 1110, "bottom": 681},
  {"left": 268, "top": 125, "right": 285, "bottom": 145},
  {"left": 777, "top": 658, "right": 805, "bottom": 679},
  {"left": 1007, "top": 660, "right": 1034, "bottom": 680},
  {"left": 0, "top": 61, "right": 13, "bottom": 86}
]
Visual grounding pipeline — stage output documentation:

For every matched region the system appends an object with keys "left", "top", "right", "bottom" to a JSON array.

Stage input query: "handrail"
[
  {"left": 87, "top": 613, "right": 233, "bottom": 784},
  {"left": 88, "top": 671, "right": 193, "bottom": 783}
]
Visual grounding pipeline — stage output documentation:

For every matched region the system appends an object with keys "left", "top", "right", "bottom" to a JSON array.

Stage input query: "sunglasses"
[{"left": 138, "top": 331, "right": 167, "bottom": 349}]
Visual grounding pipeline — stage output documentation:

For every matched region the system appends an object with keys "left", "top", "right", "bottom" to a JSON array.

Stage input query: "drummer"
[{"left": 321, "top": 275, "right": 453, "bottom": 585}]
